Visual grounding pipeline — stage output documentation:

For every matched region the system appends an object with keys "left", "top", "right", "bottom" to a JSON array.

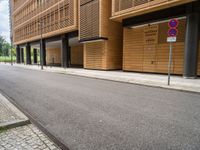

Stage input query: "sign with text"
[
  {"left": 144, "top": 25, "right": 158, "bottom": 45},
  {"left": 167, "top": 37, "right": 177, "bottom": 43},
  {"left": 167, "top": 19, "right": 179, "bottom": 86}
]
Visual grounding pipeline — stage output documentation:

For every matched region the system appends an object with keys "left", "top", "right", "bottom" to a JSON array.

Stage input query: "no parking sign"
[
  {"left": 167, "top": 19, "right": 179, "bottom": 85},
  {"left": 167, "top": 19, "right": 179, "bottom": 42}
]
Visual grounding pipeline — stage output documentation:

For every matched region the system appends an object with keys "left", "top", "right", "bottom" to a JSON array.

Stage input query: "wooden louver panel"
[
  {"left": 123, "top": 20, "right": 186, "bottom": 75},
  {"left": 80, "top": 0, "right": 100, "bottom": 40},
  {"left": 120, "top": 0, "right": 132, "bottom": 10},
  {"left": 84, "top": 41, "right": 105, "bottom": 69},
  {"left": 13, "top": 0, "right": 76, "bottom": 44},
  {"left": 117, "top": 0, "right": 152, "bottom": 12},
  {"left": 80, "top": 0, "right": 93, "bottom": 5}
]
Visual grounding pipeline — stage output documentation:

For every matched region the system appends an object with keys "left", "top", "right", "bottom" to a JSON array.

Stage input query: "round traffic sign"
[
  {"left": 168, "top": 19, "right": 179, "bottom": 28},
  {"left": 168, "top": 28, "right": 178, "bottom": 37}
]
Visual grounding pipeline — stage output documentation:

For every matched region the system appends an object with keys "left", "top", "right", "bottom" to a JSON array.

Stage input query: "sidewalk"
[
  {"left": 0, "top": 93, "right": 29, "bottom": 129},
  {"left": 0, "top": 93, "right": 60, "bottom": 150},
  {"left": 3, "top": 63, "right": 200, "bottom": 93}
]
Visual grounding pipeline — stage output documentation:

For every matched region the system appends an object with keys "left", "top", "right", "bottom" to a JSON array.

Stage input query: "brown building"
[{"left": 11, "top": 0, "right": 200, "bottom": 78}]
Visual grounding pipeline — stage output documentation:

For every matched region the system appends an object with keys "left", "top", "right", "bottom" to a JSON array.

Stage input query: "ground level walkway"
[
  {"left": 5, "top": 63, "right": 200, "bottom": 93},
  {"left": 0, "top": 93, "right": 60, "bottom": 150}
]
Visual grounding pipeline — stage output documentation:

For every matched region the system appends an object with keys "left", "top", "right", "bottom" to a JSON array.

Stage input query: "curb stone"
[{"left": 0, "top": 93, "right": 30, "bottom": 130}]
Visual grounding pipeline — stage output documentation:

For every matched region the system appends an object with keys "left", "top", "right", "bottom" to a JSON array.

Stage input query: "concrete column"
[
  {"left": 61, "top": 34, "right": 70, "bottom": 68},
  {"left": 26, "top": 43, "right": 31, "bottom": 65},
  {"left": 183, "top": 12, "right": 200, "bottom": 78},
  {"left": 20, "top": 48, "right": 24, "bottom": 63},
  {"left": 40, "top": 40, "right": 46, "bottom": 66},
  {"left": 33, "top": 49, "right": 38, "bottom": 64},
  {"left": 16, "top": 45, "right": 21, "bottom": 64}
]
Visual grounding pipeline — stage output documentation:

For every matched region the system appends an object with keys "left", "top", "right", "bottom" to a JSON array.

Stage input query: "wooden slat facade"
[
  {"left": 70, "top": 45, "right": 83, "bottom": 66},
  {"left": 13, "top": 0, "right": 78, "bottom": 45},
  {"left": 111, "top": 0, "right": 195, "bottom": 21},
  {"left": 82, "top": 0, "right": 123, "bottom": 70},
  {"left": 79, "top": 0, "right": 100, "bottom": 40},
  {"left": 84, "top": 41, "right": 105, "bottom": 69},
  {"left": 12, "top": 0, "right": 200, "bottom": 76},
  {"left": 123, "top": 19, "right": 186, "bottom": 75}
]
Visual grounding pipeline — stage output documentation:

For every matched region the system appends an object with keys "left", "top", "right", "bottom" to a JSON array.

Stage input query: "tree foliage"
[{"left": 0, "top": 35, "right": 11, "bottom": 56}]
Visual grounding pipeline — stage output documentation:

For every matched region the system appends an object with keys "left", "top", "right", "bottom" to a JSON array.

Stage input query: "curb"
[
  {"left": 0, "top": 90, "right": 70, "bottom": 150},
  {"left": 10, "top": 64, "right": 200, "bottom": 94},
  {"left": 0, "top": 120, "right": 31, "bottom": 131},
  {"left": 0, "top": 93, "right": 30, "bottom": 131}
]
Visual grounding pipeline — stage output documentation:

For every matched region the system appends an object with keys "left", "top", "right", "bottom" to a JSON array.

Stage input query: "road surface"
[{"left": 0, "top": 64, "right": 200, "bottom": 150}]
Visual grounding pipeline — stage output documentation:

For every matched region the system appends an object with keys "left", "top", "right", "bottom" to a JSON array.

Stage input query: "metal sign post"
[
  {"left": 10, "top": 47, "right": 13, "bottom": 65},
  {"left": 39, "top": 20, "right": 43, "bottom": 70},
  {"left": 168, "top": 42, "right": 172, "bottom": 85},
  {"left": 167, "top": 19, "right": 179, "bottom": 85}
]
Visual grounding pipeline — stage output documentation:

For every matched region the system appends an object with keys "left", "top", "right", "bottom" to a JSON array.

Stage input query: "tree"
[
  {"left": 0, "top": 35, "right": 6, "bottom": 56},
  {"left": 0, "top": 34, "right": 11, "bottom": 57}
]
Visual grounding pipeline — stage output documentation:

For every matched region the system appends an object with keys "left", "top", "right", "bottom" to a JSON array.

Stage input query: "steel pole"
[
  {"left": 168, "top": 42, "right": 173, "bottom": 85},
  {"left": 10, "top": 41, "right": 13, "bottom": 65},
  {"left": 40, "top": 21, "right": 43, "bottom": 70}
]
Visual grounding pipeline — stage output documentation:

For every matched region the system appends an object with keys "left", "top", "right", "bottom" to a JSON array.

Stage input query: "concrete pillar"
[
  {"left": 20, "top": 48, "right": 24, "bottom": 63},
  {"left": 16, "top": 45, "right": 21, "bottom": 64},
  {"left": 61, "top": 34, "right": 70, "bottom": 68},
  {"left": 26, "top": 43, "right": 31, "bottom": 65},
  {"left": 183, "top": 12, "right": 200, "bottom": 78},
  {"left": 40, "top": 40, "right": 46, "bottom": 66},
  {"left": 33, "top": 49, "right": 38, "bottom": 64}
]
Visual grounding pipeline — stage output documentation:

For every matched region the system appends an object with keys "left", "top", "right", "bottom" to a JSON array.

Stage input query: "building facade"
[{"left": 11, "top": 0, "right": 200, "bottom": 78}]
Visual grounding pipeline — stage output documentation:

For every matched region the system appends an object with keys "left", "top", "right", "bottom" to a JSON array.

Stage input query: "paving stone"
[
  {"left": 0, "top": 94, "right": 60, "bottom": 150},
  {"left": 0, "top": 124, "right": 60, "bottom": 150},
  {"left": 0, "top": 93, "right": 28, "bottom": 127}
]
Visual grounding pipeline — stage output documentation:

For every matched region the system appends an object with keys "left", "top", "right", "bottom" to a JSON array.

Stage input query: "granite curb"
[{"left": 0, "top": 93, "right": 30, "bottom": 130}]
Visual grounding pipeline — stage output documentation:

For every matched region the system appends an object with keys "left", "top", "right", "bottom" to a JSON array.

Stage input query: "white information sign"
[{"left": 167, "top": 37, "right": 177, "bottom": 43}]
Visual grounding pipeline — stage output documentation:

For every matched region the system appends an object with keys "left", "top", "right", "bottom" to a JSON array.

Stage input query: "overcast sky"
[{"left": 0, "top": 0, "right": 10, "bottom": 43}]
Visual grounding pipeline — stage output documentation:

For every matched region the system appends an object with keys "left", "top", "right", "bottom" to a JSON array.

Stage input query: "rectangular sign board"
[{"left": 167, "top": 37, "right": 177, "bottom": 43}]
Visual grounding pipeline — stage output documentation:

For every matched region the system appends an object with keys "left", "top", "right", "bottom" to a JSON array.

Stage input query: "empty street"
[{"left": 0, "top": 64, "right": 200, "bottom": 150}]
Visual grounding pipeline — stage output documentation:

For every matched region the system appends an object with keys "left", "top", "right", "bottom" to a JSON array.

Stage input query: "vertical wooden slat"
[
  {"left": 123, "top": 19, "right": 186, "bottom": 75},
  {"left": 70, "top": 45, "right": 83, "bottom": 65},
  {"left": 79, "top": 0, "right": 100, "bottom": 40},
  {"left": 13, "top": 0, "right": 77, "bottom": 44}
]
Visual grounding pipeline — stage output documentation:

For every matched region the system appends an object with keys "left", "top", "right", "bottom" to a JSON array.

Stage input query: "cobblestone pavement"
[
  {"left": 0, "top": 124, "right": 60, "bottom": 150},
  {"left": 0, "top": 93, "right": 60, "bottom": 150},
  {"left": 0, "top": 93, "right": 26, "bottom": 125},
  {"left": 0, "top": 101, "right": 18, "bottom": 124}
]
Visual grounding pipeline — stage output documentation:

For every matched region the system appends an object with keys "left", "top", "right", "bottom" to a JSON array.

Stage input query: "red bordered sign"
[
  {"left": 168, "top": 19, "right": 179, "bottom": 28},
  {"left": 168, "top": 28, "right": 178, "bottom": 37},
  {"left": 168, "top": 19, "right": 179, "bottom": 37}
]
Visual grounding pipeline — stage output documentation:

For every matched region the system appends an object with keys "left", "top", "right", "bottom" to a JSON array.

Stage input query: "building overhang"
[
  {"left": 122, "top": 1, "right": 200, "bottom": 28},
  {"left": 111, "top": 0, "right": 196, "bottom": 22},
  {"left": 79, "top": 37, "right": 108, "bottom": 43}
]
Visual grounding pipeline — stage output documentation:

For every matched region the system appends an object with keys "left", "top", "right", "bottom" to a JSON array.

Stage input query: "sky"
[{"left": 0, "top": 0, "right": 10, "bottom": 43}]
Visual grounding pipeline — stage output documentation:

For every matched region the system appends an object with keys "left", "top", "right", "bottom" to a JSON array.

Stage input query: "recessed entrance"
[{"left": 46, "top": 41, "right": 62, "bottom": 67}]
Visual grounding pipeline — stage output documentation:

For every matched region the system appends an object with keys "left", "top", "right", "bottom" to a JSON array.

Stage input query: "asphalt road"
[{"left": 0, "top": 64, "right": 200, "bottom": 150}]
